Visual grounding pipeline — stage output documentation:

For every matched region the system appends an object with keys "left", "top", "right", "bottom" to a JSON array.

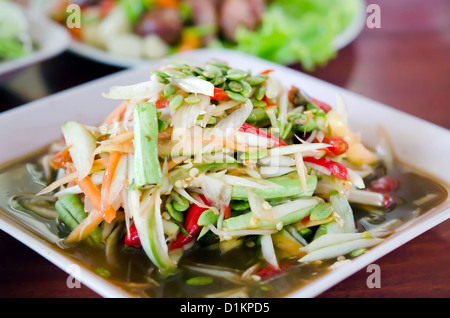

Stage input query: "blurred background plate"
[
  {"left": 331, "top": 0, "right": 366, "bottom": 50},
  {"left": 0, "top": 4, "right": 70, "bottom": 81},
  {"left": 32, "top": 0, "right": 366, "bottom": 69}
]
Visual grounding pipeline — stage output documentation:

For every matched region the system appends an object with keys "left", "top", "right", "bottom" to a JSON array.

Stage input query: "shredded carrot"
[
  {"left": 103, "top": 101, "right": 128, "bottom": 125},
  {"left": 65, "top": 209, "right": 104, "bottom": 244},
  {"left": 77, "top": 174, "right": 116, "bottom": 223},
  {"left": 100, "top": 151, "right": 121, "bottom": 222},
  {"left": 68, "top": 27, "right": 82, "bottom": 40},
  {"left": 51, "top": 145, "right": 72, "bottom": 169},
  {"left": 64, "top": 210, "right": 126, "bottom": 245},
  {"left": 223, "top": 204, "right": 231, "bottom": 219},
  {"left": 155, "top": 0, "right": 179, "bottom": 8},
  {"left": 263, "top": 95, "right": 278, "bottom": 107},
  {"left": 37, "top": 160, "right": 106, "bottom": 196}
]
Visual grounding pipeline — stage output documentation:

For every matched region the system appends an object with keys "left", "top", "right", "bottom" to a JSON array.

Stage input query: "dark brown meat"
[
  {"left": 219, "top": 0, "right": 266, "bottom": 42},
  {"left": 134, "top": 8, "right": 183, "bottom": 45}
]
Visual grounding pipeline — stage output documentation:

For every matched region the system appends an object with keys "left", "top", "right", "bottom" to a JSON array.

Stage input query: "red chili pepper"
[
  {"left": 223, "top": 204, "right": 231, "bottom": 219},
  {"left": 321, "top": 136, "right": 349, "bottom": 156},
  {"left": 256, "top": 264, "right": 282, "bottom": 278},
  {"left": 369, "top": 176, "right": 400, "bottom": 193},
  {"left": 262, "top": 95, "right": 278, "bottom": 107},
  {"left": 155, "top": 97, "right": 170, "bottom": 109},
  {"left": 382, "top": 193, "right": 395, "bottom": 209},
  {"left": 310, "top": 97, "right": 332, "bottom": 113},
  {"left": 239, "top": 122, "right": 287, "bottom": 147},
  {"left": 124, "top": 222, "right": 142, "bottom": 249},
  {"left": 303, "top": 156, "right": 349, "bottom": 180},
  {"left": 301, "top": 215, "right": 310, "bottom": 226},
  {"left": 256, "top": 262, "right": 291, "bottom": 279},
  {"left": 169, "top": 195, "right": 210, "bottom": 250},
  {"left": 212, "top": 87, "right": 230, "bottom": 101},
  {"left": 260, "top": 69, "right": 275, "bottom": 75}
]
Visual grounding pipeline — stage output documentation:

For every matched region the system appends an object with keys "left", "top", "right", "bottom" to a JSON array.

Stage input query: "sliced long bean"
[
  {"left": 231, "top": 173, "right": 317, "bottom": 200},
  {"left": 134, "top": 102, "right": 163, "bottom": 187}
]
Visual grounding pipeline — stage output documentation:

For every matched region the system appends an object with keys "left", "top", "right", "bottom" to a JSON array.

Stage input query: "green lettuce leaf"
[{"left": 213, "top": 0, "right": 360, "bottom": 71}]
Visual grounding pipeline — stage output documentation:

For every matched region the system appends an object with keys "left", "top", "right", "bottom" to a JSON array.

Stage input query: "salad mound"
[{"left": 38, "top": 59, "right": 392, "bottom": 278}]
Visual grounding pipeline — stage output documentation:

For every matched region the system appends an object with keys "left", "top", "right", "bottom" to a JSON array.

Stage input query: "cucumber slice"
[{"left": 61, "top": 121, "right": 97, "bottom": 180}]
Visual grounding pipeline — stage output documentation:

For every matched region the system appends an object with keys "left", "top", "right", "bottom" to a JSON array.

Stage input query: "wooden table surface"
[{"left": 0, "top": 0, "right": 449, "bottom": 298}]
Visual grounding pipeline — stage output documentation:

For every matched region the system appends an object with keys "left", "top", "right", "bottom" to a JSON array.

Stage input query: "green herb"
[
  {"left": 94, "top": 267, "right": 111, "bottom": 277},
  {"left": 186, "top": 276, "right": 213, "bottom": 286},
  {"left": 349, "top": 248, "right": 366, "bottom": 258}
]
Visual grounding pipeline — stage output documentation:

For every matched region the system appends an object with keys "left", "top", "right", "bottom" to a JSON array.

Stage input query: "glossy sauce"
[{"left": 0, "top": 151, "right": 447, "bottom": 298}]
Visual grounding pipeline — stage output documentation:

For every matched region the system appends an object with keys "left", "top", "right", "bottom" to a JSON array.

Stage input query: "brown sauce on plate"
[{"left": 0, "top": 150, "right": 447, "bottom": 298}]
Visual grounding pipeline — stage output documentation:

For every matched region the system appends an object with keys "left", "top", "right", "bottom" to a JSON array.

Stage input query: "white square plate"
[{"left": 0, "top": 48, "right": 448, "bottom": 298}]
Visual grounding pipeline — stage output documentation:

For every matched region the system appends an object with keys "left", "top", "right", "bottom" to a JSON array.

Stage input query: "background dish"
[
  {"left": 0, "top": 5, "right": 70, "bottom": 81},
  {"left": 33, "top": 0, "right": 366, "bottom": 68},
  {"left": 0, "top": 49, "right": 448, "bottom": 298}
]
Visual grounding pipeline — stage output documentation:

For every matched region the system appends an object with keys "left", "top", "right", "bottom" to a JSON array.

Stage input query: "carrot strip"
[
  {"left": 77, "top": 175, "right": 116, "bottom": 223},
  {"left": 65, "top": 209, "right": 104, "bottom": 244},
  {"left": 51, "top": 145, "right": 72, "bottom": 169},
  {"left": 155, "top": 0, "right": 179, "bottom": 7},
  {"left": 64, "top": 210, "right": 126, "bottom": 245},
  {"left": 100, "top": 151, "right": 121, "bottom": 221},
  {"left": 64, "top": 173, "right": 116, "bottom": 243},
  {"left": 103, "top": 101, "right": 128, "bottom": 125}
]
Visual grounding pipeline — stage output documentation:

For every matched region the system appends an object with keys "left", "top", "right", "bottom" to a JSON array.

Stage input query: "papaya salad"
[{"left": 35, "top": 59, "right": 397, "bottom": 295}]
